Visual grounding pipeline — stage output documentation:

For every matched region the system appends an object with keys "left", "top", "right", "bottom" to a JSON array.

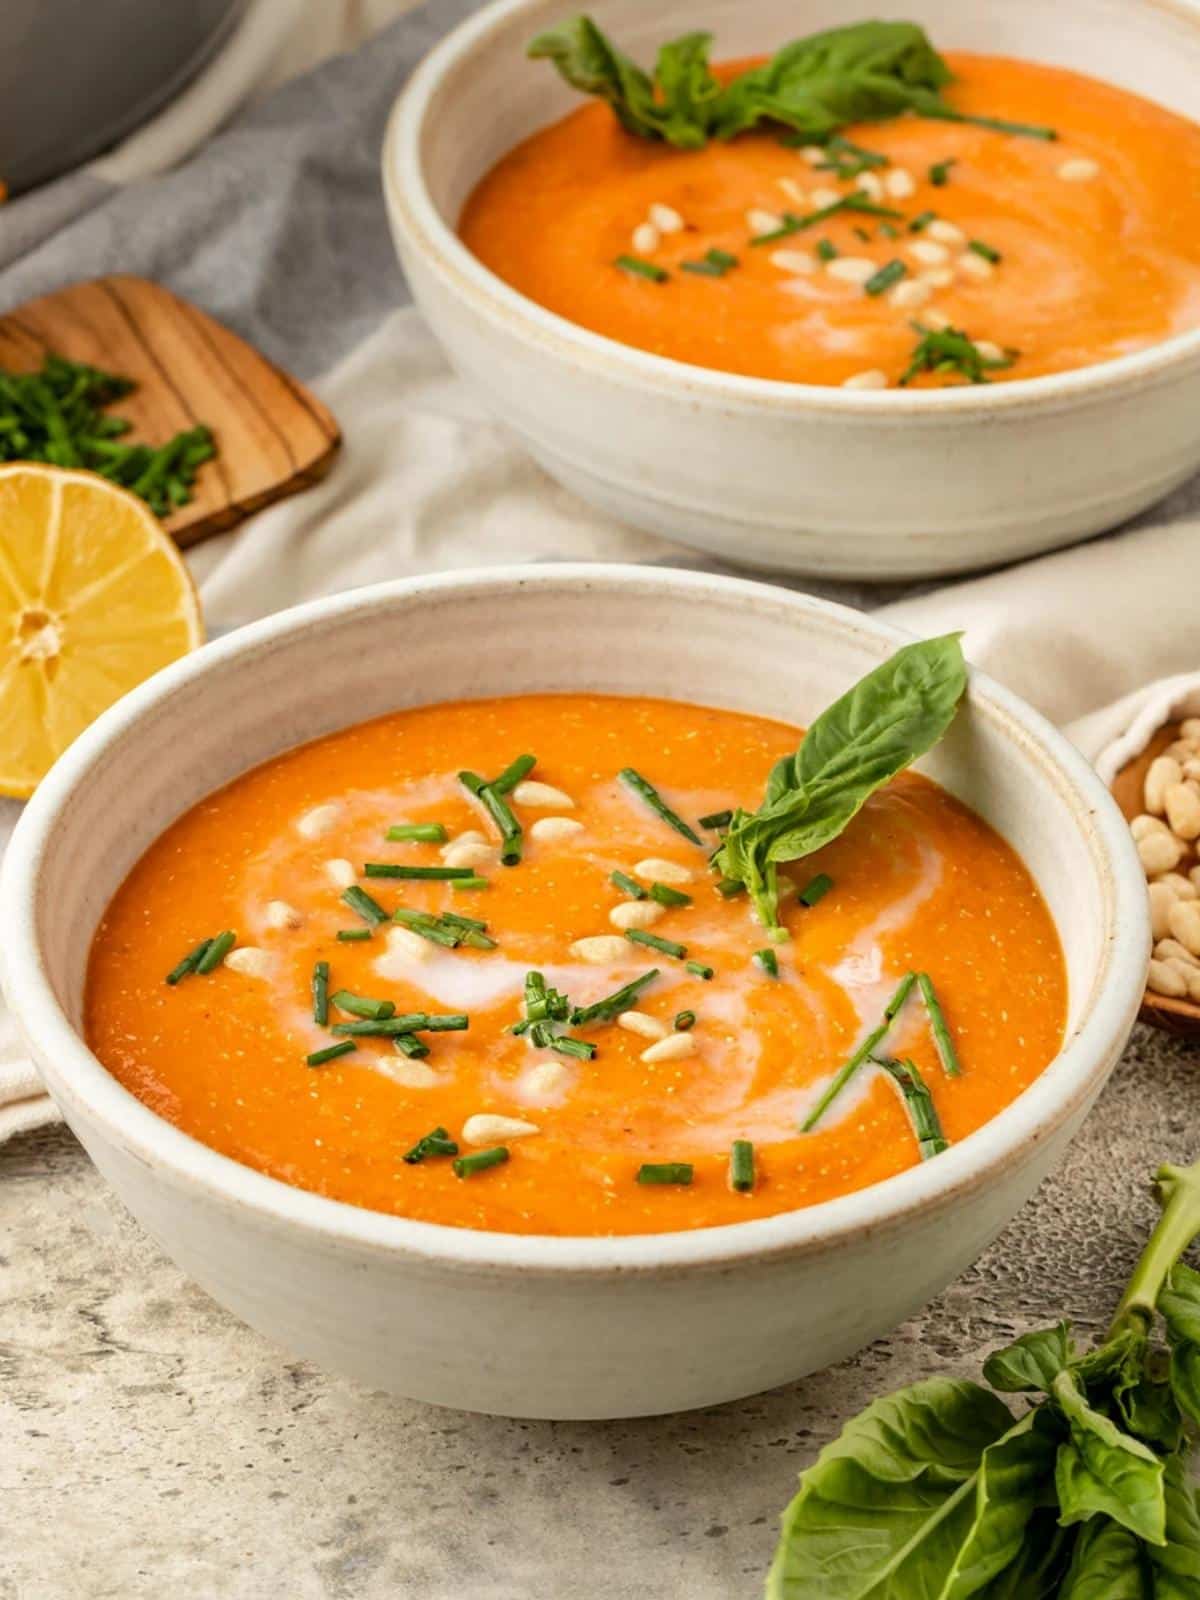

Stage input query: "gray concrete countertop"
[{"left": 2, "top": 1025, "right": 1193, "bottom": 1599}]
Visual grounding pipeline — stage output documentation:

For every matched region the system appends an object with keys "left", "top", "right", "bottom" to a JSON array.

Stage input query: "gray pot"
[{"left": 0, "top": 0, "right": 249, "bottom": 194}]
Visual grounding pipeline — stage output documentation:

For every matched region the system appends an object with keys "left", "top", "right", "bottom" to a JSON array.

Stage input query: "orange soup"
[
  {"left": 85, "top": 694, "right": 1066, "bottom": 1235},
  {"left": 460, "top": 53, "right": 1200, "bottom": 388}
]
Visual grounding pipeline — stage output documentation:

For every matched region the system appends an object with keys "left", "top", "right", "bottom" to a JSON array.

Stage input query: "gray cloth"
[{"left": 0, "top": 0, "right": 480, "bottom": 379}]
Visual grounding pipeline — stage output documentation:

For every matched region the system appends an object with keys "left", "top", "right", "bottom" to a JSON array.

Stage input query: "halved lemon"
[{"left": 0, "top": 463, "right": 203, "bottom": 798}]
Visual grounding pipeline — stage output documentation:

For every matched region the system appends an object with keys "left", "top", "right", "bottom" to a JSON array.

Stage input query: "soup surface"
[
  {"left": 459, "top": 54, "right": 1200, "bottom": 388},
  {"left": 86, "top": 694, "right": 1066, "bottom": 1235}
]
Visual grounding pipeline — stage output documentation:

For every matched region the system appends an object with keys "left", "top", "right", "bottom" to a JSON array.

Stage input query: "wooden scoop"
[{"left": 1111, "top": 721, "right": 1200, "bottom": 1035}]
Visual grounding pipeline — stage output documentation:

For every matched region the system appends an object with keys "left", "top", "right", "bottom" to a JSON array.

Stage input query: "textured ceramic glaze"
[
  {"left": 383, "top": 0, "right": 1200, "bottom": 578},
  {"left": 0, "top": 568, "right": 1149, "bottom": 1417}
]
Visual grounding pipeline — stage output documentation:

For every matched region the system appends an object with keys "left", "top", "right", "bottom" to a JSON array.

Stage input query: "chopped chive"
[
  {"left": 422, "top": 1013, "right": 472, "bottom": 1032},
  {"left": 636, "top": 1162, "right": 693, "bottom": 1186},
  {"left": 392, "top": 909, "right": 462, "bottom": 948},
  {"left": 165, "top": 937, "right": 212, "bottom": 985},
  {"left": 799, "top": 872, "right": 834, "bottom": 908},
  {"left": 460, "top": 929, "right": 498, "bottom": 951},
  {"left": 312, "top": 960, "right": 330, "bottom": 1026},
  {"left": 698, "top": 809, "right": 732, "bottom": 831},
  {"left": 451, "top": 875, "right": 490, "bottom": 892},
  {"left": 815, "top": 238, "right": 838, "bottom": 261},
  {"left": 730, "top": 1139, "right": 755, "bottom": 1193},
  {"left": 306, "top": 1040, "right": 357, "bottom": 1067},
  {"left": 681, "top": 248, "right": 739, "bottom": 278},
  {"left": 686, "top": 960, "right": 714, "bottom": 981},
  {"left": 611, "top": 870, "right": 647, "bottom": 900},
  {"left": 440, "top": 911, "right": 488, "bottom": 934},
  {"left": 341, "top": 885, "right": 387, "bottom": 926},
  {"left": 917, "top": 972, "right": 962, "bottom": 1077},
  {"left": 928, "top": 158, "right": 957, "bottom": 186},
  {"left": 852, "top": 224, "right": 872, "bottom": 243},
  {"left": 331, "top": 1012, "right": 469, "bottom": 1037},
  {"left": 403, "top": 1125, "right": 458, "bottom": 1164},
  {"left": 625, "top": 929, "right": 687, "bottom": 959},
  {"left": 967, "top": 238, "right": 1002, "bottom": 264},
  {"left": 876, "top": 1056, "right": 949, "bottom": 1159},
  {"left": 802, "top": 971, "right": 916, "bottom": 1132},
  {"left": 491, "top": 753, "right": 537, "bottom": 795},
  {"left": 364, "top": 863, "right": 476, "bottom": 880},
  {"left": 755, "top": 948, "right": 780, "bottom": 978},
  {"left": 336, "top": 927, "right": 372, "bottom": 942},
  {"left": 571, "top": 969, "right": 659, "bottom": 1027},
  {"left": 385, "top": 822, "right": 447, "bottom": 843},
  {"left": 394, "top": 1033, "right": 431, "bottom": 1060},
  {"left": 195, "top": 930, "right": 236, "bottom": 974},
  {"left": 549, "top": 1034, "right": 598, "bottom": 1060},
  {"left": 750, "top": 190, "right": 903, "bottom": 244},
  {"left": 715, "top": 877, "right": 746, "bottom": 899},
  {"left": 674, "top": 1010, "right": 696, "bottom": 1032},
  {"left": 453, "top": 1146, "right": 510, "bottom": 1178},
  {"left": 811, "top": 135, "right": 889, "bottom": 176},
  {"left": 618, "top": 768, "right": 702, "bottom": 845},
  {"left": 908, "top": 209, "right": 937, "bottom": 232},
  {"left": 864, "top": 259, "right": 907, "bottom": 296},
  {"left": 923, "top": 107, "right": 1056, "bottom": 141},
  {"left": 615, "top": 254, "right": 669, "bottom": 283},
  {"left": 879, "top": 221, "right": 898, "bottom": 240},
  {"left": 650, "top": 881, "right": 692, "bottom": 907},
  {"left": 458, "top": 770, "right": 523, "bottom": 865},
  {"left": 331, "top": 989, "right": 395, "bottom": 1021}
]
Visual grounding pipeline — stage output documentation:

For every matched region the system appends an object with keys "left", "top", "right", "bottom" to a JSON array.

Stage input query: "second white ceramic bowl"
[
  {"left": 383, "top": 0, "right": 1200, "bottom": 578},
  {"left": 0, "top": 568, "right": 1148, "bottom": 1417}
]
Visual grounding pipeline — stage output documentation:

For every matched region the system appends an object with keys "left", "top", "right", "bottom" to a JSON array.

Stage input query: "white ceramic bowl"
[
  {"left": 383, "top": 0, "right": 1200, "bottom": 579},
  {"left": 0, "top": 567, "right": 1148, "bottom": 1418}
]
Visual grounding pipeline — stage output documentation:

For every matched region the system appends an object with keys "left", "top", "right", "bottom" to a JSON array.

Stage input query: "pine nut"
[
  {"left": 1149, "top": 959, "right": 1188, "bottom": 998},
  {"left": 641, "top": 1032, "right": 697, "bottom": 1064},
  {"left": 225, "top": 946, "right": 269, "bottom": 978},
  {"left": 922, "top": 309, "right": 952, "bottom": 331},
  {"left": 1149, "top": 882, "right": 1178, "bottom": 940},
  {"left": 1166, "top": 781, "right": 1200, "bottom": 841},
  {"left": 801, "top": 146, "right": 825, "bottom": 165},
  {"left": 958, "top": 252, "right": 994, "bottom": 281},
  {"left": 890, "top": 279, "right": 932, "bottom": 309},
  {"left": 388, "top": 1059, "right": 437, "bottom": 1089},
  {"left": 570, "top": 935, "right": 628, "bottom": 964},
  {"left": 443, "top": 839, "right": 494, "bottom": 869},
  {"left": 648, "top": 202, "right": 684, "bottom": 233},
  {"left": 842, "top": 369, "right": 889, "bottom": 390},
  {"left": 265, "top": 900, "right": 303, "bottom": 930},
  {"left": 384, "top": 926, "right": 431, "bottom": 963},
  {"left": 770, "top": 248, "right": 816, "bottom": 274},
  {"left": 747, "top": 208, "right": 784, "bottom": 235},
  {"left": 1145, "top": 756, "right": 1182, "bottom": 815},
  {"left": 324, "top": 858, "right": 357, "bottom": 889},
  {"left": 919, "top": 268, "right": 955, "bottom": 289},
  {"left": 1155, "top": 938, "right": 1199, "bottom": 967},
  {"left": 634, "top": 858, "right": 695, "bottom": 885},
  {"left": 529, "top": 816, "right": 584, "bottom": 843},
  {"left": 463, "top": 1113, "right": 540, "bottom": 1145},
  {"left": 617, "top": 1010, "right": 670, "bottom": 1041},
  {"left": 610, "top": 900, "right": 665, "bottom": 931},
  {"left": 632, "top": 222, "right": 660, "bottom": 254},
  {"left": 440, "top": 829, "right": 487, "bottom": 859},
  {"left": 973, "top": 340, "right": 1007, "bottom": 364},
  {"left": 523, "top": 1060, "right": 569, "bottom": 1099},
  {"left": 296, "top": 803, "right": 342, "bottom": 840},
  {"left": 1181, "top": 719, "right": 1200, "bottom": 741},
  {"left": 884, "top": 167, "right": 916, "bottom": 199},
  {"left": 1167, "top": 898, "right": 1200, "bottom": 956},
  {"left": 512, "top": 781, "right": 574, "bottom": 809},
  {"left": 1131, "top": 814, "right": 1169, "bottom": 841},
  {"left": 775, "top": 177, "right": 807, "bottom": 207},
  {"left": 927, "top": 219, "right": 966, "bottom": 246},
  {"left": 1158, "top": 873, "right": 1198, "bottom": 901},
  {"left": 908, "top": 239, "right": 949, "bottom": 266},
  {"left": 856, "top": 172, "right": 884, "bottom": 201},
  {"left": 1058, "top": 158, "right": 1099, "bottom": 181},
  {"left": 827, "top": 257, "right": 878, "bottom": 284},
  {"left": 1140, "top": 831, "right": 1186, "bottom": 875},
  {"left": 810, "top": 187, "right": 841, "bottom": 209}
]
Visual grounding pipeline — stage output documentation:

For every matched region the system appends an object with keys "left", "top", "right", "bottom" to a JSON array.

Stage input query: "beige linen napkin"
[{"left": 2, "top": 306, "right": 1195, "bottom": 1141}]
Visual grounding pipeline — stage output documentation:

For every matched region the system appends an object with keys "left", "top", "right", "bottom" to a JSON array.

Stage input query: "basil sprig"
[
  {"left": 766, "top": 1158, "right": 1200, "bottom": 1596},
  {"left": 712, "top": 634, "right": 967, "bottom": 936},
  {"left": 528, "top": 18, "right": 1056, "bottom": 149}
]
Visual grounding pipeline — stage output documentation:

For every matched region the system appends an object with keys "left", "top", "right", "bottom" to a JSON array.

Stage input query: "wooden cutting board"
[{"left": 0, "top": 275, "right": 340, "bottom": 547}]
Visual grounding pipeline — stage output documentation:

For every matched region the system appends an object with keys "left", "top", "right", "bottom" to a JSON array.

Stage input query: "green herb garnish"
[
  {"left": 802, "top": 972, "right": 916, "bottom": 1132},
  {"left": 453, "top": 1146, "right": 510, "bottom": 1178},
  {"left": 548, "top": 1034, "right": 598, "bottom": 1060},
  {"left": 908, "top": 208, "right": 937, "bottom": 231},
  {"left": 340, "top": 885, "right": 387, "bottom": 926},
  {"left": 767, "top": 1158, "right": 1200, "bottom": 1596},
  {"left": 968, "top": 237, "right": 1002, "bottom": 263},
  {"left": 674, "top": 1010, "right": 696, "bottom": 1032},
  {"left": 864, "top": 258, "right": 907, "bottom": 296},
  {"left": 636, "top": 1162, "right": 693, "bottom": 1186},
  {"left": 618, "top": 767, "right": 702, "bottom": 844},
  {"left": 715, "top": 877, "right": 747, "bottom": 899},
  {"left": 876, "top": 1054, "right": 949, "bottom": 1159},
  {"left": 878, "top": 221, "right": 898, "bottom": 239},
  {"left": 755, "top": 948, "right": 780, "bottom": 978},
  {"left": 403, "top": 1126, "right": 458, "bottom": 1164},
  {"left": 570, "top": 970, "right": 659, "bottom": 1027},
  {"left": 306, "top": 1040, "right": 356, "bottom": 1067},
  {"left": 686, "top": 960, "right": 714, "bottom": 981},
  {"left": 393, "top": 907, "right": 497, "bottom": 950},
  {"left": 713, "top": 637, "right": 967, "bottom": 934},
  {"left": 812, "top": 134, "right": 889, "bottom": 177},
  {"left": 331, "top": 990, "right": 395, "bottom": 1021},
  {"left": 611, "top": 870, "right": 647, "bottom": 900},
  {"left": 393, "top": 1033, "right": 431, "bottom": 1060},
  {"left": 698, "top": 809, "right": 732, "bottom": 831},
  {"left": 750, "top": 190, "right": 903, "bottom": 244},
  {"left": 917, "top": 971, "right": 961, "bottom": 1077},
  {"left": 165, "top": 937, "right": 213, "bottom": 986},
  {"left": 194, "top": 931, "right": 236, "bottom": 974},
  {"left": 330, "top": 1012, "right": 469, "bottom": 1037},
  {"left": 311, "top": 960, "right": 330, "bottom": 1026},
  {"left": 625, "top": 929, "right": 687, "bottom": 960},
  {"left": 798, "top": 872, "right": 834, "bottom": 907},
  {"left": 364, "top": 863, "right": 477, "bottom": 880},
  {"left": 730, "top": 1139, "right": 755, "bottom": 1193},
  {"left": 649, "top": 882, "right": 692, "bottom": 907},
  {"left": 459, "top": 763, "right": 528, "bottom": 865},
  {"left": 615, "top": 253, "right": 669, "bottom": 282},
  {"left": 336, "top": 927, "right": 372, "bottom": 942},
  {"left": 929, "top": 157, "right": 956, "bottom": 185},
  {"left": 681, "top": 248, "right": 739, "bottom": 277},
  {"left": 899, "top": 322, "right": 1017, "bottom": 386},
  {"left": 451, "top": 874, "right": 490, "bottom": 892},
  {"left": 385, "top": 823, "right": 447, "bottom": 843},
  {"left": 815, "top": 238, "right": 838, "bottom": 261}
]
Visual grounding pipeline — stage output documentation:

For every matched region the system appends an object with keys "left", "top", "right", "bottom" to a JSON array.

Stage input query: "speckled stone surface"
[{"left": 2, "top": 1023, "right": 1195, "bottom": 1599}]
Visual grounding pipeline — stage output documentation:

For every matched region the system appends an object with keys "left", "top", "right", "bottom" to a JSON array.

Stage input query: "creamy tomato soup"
[
  {"left": 85, "top": 693, "right": 1066, "bottom": 1236},
  {"left": 459, "top": 54, "right": 1200, "bottom": 388}
]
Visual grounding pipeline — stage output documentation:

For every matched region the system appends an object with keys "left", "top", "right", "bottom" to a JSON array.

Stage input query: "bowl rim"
[
  {"left": 0, "top": 564, "right": 1149, "bottom": 1275},
  {"left": 382, "top": 0, "right": 1200, "bottom": 416}
]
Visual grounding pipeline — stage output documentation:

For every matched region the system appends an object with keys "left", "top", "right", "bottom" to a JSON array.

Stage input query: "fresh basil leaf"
[
  {"left": 1159, "top": 1262, "right": 1200, "bottom": 1346},
  {"left": 983, "top": 1323, "right": 1074, "bottom": 1394},
  {"left": 711, "top": 21, "right": 951, "bottom": 143},
  {"left": 1058, "top": 1517, "right": 1147, "bottom": 1600},
  {"left": 938, "top": 1410, "right": 1059, "bottom": 1600},
  {"left": 651, "top": 32, "right": 723, "bottom": 146},
  {"left": 1114, "top": 1373, "right": 1183, "bottom": 1454},
  {"left": 1051, "top": 1371, "right": 1166, "bottom": 1546},
  {"left": 766, "top": 1378, "right": 1014, "bottom": 1599},
  {"left": 976, "top": 1510, "right": 1074, "bottom": 1599},
  {"left": 1168, "top": 1340, "right": 1200, "bottom": 1430},
  {"left": 1147, "top": 1455, "right": 1200, "bottom": 1597},
  {"left": 1070, "top": 1326, "right": 1144, "bottom": 1389}
]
